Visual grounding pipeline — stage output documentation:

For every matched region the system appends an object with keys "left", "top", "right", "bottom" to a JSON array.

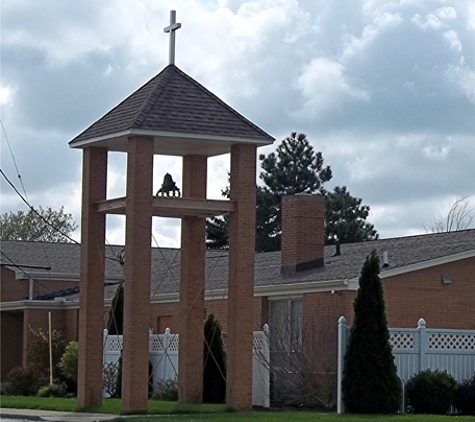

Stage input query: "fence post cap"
[
  {"left": 338, "top": 316, "right": 347, "bottom": 325},
  {"left": 165, "top": 327, "right": 171, "bottom": 334},
  {"left": 263, "top": 323, "right": 269, "bottom": 333},
  {"left": 418, "top": 318, "right": 426, "bottom": 328},
  {"left": 103, "top": 328, "right": 108, "bottom": 335}
]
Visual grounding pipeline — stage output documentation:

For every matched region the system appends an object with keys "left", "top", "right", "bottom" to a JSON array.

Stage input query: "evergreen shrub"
[
  {"left": 5, "top": 365, "right": 47, "bottom": 396},
  {"left": 37, "top": 382, "right": 67, "bottom": 397},
  {"left": 203, "top": 314, "right": 226, "bottom": 403},
  {"left": 342, "top": 251, "right": 401, "bottom": 413},
  {"left": 406, "top": 370, "right": 457, "bottom": 414},
  {"left": 453, "top": 375, "right": 475, "bottom": 415},
  {"left": 152, "top": 377, "right": 178, "bottom": 401}
]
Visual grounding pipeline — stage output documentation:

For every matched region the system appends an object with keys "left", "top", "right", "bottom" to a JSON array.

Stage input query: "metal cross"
[{"left": 163, "top": 10, "right": 181, "bottom": 65}]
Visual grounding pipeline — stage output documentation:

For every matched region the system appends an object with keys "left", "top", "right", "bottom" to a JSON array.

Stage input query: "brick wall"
[
  {"left": 148, "top": 296, "right": 266, "bottom": 333},
  {"left": 383, "top": 257, "right": 475, "bottom": 329},
  {"left": 1, "top": 311, "right": 23, "bottom": 377},
  {"left": 1, "top": 267, "right": 28, "bottom": 302},
  {"left": 281, "top": 194, "right": 325, "bottom": 273}
]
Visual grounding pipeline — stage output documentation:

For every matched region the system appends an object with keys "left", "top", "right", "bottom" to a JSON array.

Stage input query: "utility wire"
[
  {"left": 1, "top": 167, "right": 122, "bottom": 264},
  {"left": 1, "top": 167, "right": 79, "bottom": 244},
  {"left": 0, "top": 250, "right": 79, "bottom": 302},
  {"left": 0, "top": 119, "right": 29, "bottom": 201}
]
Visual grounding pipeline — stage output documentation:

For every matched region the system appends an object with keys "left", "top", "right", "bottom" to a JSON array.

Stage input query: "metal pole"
[{"left": 49, "top": 311, "right": 53, "bottom": 386}]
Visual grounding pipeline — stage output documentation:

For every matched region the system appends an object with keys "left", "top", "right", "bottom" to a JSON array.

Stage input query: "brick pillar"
[
  {"left": 77, "top": 147, "right": 107, "bottom": 408},
  {"left": 178, "top": 155, "right": 207, "bottom": 403},
  {"left": 227, "top": 144, "right": 256, "bottom": 409},
  {"left": 121, "top": 136, "right": 154, "bottom": 413}
]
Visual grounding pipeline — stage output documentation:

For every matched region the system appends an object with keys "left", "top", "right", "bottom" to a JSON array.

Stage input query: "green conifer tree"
[
  {"left": 342, "top": 251, "right": 401, "bottom": 413},
  {"left": 203, "top": 314, "right": 226, "bottom": 403},
  {"left": 107, "top": 282, "right": 124, "bottom": 335}
]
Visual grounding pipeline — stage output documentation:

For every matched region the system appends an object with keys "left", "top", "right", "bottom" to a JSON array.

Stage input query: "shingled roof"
[
  {"left": 69, "top": 64, "right": 274, "bottom": 152},
  {"left": 1, "top": 229, "right": 474, "bottom": 303}
]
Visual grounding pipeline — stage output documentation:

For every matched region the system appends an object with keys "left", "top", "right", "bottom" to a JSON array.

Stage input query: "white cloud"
[
  {"left": 412, "top": 13, "right": 444, "bottom": 30},
  {"left": 446, "top": 62, "right": 475, "bottom": 103},
  {"left": 0, "top": 84, "right": 16, "bottom": 106},
  {"left": 443, "top": 30, "right": 462, "bottom": 52},
  {"left": 1, "top": 0, "right": 474, "bottom": 245},
  {"left": 295, "top": 57, "right": 369, "bottom": 117},
  {"left": 342, "top": 12, "right": 403, "bottom": 60},
  {"left": 435, "top": 6, "right": 457, "bottom": 21}
]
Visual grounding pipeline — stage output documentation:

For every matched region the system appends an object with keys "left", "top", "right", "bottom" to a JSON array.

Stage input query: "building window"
[{"left": 268, "top": 299, "right": 303, "bottom": 404}]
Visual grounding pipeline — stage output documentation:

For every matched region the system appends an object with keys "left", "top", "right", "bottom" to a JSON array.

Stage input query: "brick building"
[{"left": 2, "top": 197, "right": 474, "bottom": 394}]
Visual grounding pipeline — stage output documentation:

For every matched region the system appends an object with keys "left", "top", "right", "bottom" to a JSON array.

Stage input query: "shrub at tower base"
[
  {"left": 203, "top": 314, "right": 226, "bottom": 403},
  {"left": 342, "top": 251, "right": 401, "bottom": 413}
]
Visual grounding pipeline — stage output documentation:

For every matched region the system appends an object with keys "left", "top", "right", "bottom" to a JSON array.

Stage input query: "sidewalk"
[{"left": 0, "top": 407, "right": 119, "bottom": 422}]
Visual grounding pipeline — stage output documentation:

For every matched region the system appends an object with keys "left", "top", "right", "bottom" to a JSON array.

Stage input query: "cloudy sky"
[{"left": 1, "top": 0, "right": 474, "bottom": 247}]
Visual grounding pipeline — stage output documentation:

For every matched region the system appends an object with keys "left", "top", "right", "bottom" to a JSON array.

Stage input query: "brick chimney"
[{"left": 281, "top": 193, "right": 325, "bottom": 275}]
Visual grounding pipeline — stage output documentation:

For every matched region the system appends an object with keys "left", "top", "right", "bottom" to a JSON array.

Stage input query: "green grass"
[
  {"left": 119, "top": 414, "right": 475, "bottom": 422},
  {"left": 0, "top": 396, "right": 225, "bottom": 414},
  {"left": 2, "top": 397, "right": 474, "bottom": 421}
]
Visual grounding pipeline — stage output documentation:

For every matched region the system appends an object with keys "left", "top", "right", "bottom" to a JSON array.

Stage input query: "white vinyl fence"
[
  {"left": 103, "top": 326, "right": 270, "bottom": 407},
  {"left": 337, "top": 316, "right": 475, "bottom": 414}
]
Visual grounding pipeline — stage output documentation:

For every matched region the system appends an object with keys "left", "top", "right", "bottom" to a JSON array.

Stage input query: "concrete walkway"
[{"left": 0, "top": 407, "right": 120, "bottom": 422}]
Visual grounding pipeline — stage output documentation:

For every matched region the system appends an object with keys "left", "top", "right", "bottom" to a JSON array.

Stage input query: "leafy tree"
[
  {"left": 206, "top": 132, "right": 333, "bottom": 251},
  {"left": 325, "top": 186, "right": 378, "bottom": 245},
  {"left": 27, "top": 327, "right": 69, "bottom": 381},
  {"left": 203, "top": 314, "right": 226, "bottom": 403},
  {"left": 58, "top": 341, "right": 79, "bottom": 383},
  {"left": 342, "top": 251, "right": 401, "bottom": 413},
  {"left": 0, "top": 206, "right": 77, "bottom": 242}
]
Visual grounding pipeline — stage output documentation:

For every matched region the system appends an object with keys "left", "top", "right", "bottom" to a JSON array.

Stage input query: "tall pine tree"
[
  {"left": 342, "top": 251, "right": 401, "bottom": 413},
  {"left": 205, "top": 132, "right": 378, "bottom": 251},
  {"left": 325, "top": 186, "right": 378, "bottom": 245}
]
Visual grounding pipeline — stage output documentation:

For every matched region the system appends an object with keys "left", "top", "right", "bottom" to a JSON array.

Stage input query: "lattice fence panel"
[
  {"left": 106, "top": 337, "right": 122, "bottom": 352},
  {"left": 150, "top": 336, "right": 165, "bottom": 352},
  {"left": 429, "top": 333, "right": 475, "bottom": 351},
  {"left": 390, "top": 332, "right": 415, "bottom": 350},
  {"left": 168, "top": 335, "right": 180, "bottom": 352},
  {"left": 253, "top": 335, "right": 265, "bottom": 353}
]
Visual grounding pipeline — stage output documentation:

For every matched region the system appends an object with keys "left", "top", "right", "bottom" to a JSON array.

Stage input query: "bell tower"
[{"left": 70, "top": 11, "right": 274, "bottom": 413}]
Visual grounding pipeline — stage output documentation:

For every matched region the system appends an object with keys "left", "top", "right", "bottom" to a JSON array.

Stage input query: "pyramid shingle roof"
[{"left": 69, "top": 65, "right": 274, "bottom": 151}]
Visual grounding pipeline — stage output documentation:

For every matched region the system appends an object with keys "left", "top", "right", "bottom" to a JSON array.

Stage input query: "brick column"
[
  {"left": 121, "top": 136, "right": 154, "bottom": 413},
  {"left": 77, "top": 147, "right": 107, "bottom": 408},
  {"left": 178, "top": 155, "right": 207, "bottom": 403},
  {"left": 227, "top": 144, "right": 256, "bottom": 409}
]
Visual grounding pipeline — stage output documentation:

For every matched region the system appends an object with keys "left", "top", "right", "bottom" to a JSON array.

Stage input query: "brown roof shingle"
[
  {"left": 1, "top": 229, "right": 474, "bottom": 301},
  {"left": 69, "top": 65, "right": 274, "bottom": 145}
]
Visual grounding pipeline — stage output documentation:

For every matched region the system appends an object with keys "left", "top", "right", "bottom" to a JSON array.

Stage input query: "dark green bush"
[
  {"left": 5, "top": 365, "right": 47, "bottom": 396},
  {"left": 453, "top": 375, "right": 475, "bottom": 415},
  {"left": 406, "top": 370, "right": 457, "bottom": 414},
  {"left": 37, "top": 382, "right": 67, "bottom": 397},
  {"left": 203, "top": 314, "right": 226, "bottom": 403},
  {"left": 27, "top": 327, "right": 68, "bottom": 380},
  {"left": 152, "top": 377, "right": 178, "bottom": 401},
  {"left": 58, "top": 341, "right": 78, "bottom": 382}
]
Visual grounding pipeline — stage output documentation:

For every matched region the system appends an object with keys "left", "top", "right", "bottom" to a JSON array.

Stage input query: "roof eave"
[
  {"left": 69, "top": 129, "right": 274, "bottom": 157},
  {"left": 348, "top": 249, "right": 475, "bottom": 285}
]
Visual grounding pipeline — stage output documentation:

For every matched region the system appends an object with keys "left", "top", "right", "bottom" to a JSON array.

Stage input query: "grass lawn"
[
  {"left": 0, "top": 395, "right": 225, "bottom": 414},
  {"left": 1, "top": 397, "right": 473, "bottom": 421},
  {"left": 118, "top": 414, "right": 475, "bottom": 422}
]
